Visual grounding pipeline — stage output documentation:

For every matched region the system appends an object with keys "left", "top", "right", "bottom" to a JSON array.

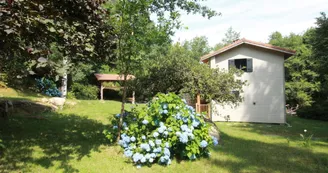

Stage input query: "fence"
[{"left": 195, "top": 103, "right": 211, "bottom": 119}]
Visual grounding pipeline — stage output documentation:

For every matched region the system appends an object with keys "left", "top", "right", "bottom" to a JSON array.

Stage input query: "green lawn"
[{"left": 0, "top": 92, "right": 327, "bottom": 173}]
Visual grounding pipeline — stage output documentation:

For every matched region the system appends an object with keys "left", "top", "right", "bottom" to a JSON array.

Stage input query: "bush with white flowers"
[{"left": 104, "top": 93, "right": 219, "bottom": 167}]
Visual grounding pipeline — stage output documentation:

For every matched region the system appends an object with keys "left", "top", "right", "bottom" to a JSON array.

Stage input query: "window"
[{"left": 228, "top": 58, "right": 253, "bottom": 72}]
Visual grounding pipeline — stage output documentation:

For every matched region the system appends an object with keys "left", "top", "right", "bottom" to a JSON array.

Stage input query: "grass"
[{"left": 0, "top": 90, "right": 327, "bottom": 173}]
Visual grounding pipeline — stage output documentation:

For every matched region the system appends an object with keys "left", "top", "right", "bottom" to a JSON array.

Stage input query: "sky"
[{"left": 172, "top": 0, "right": 328, "bottom": 46}]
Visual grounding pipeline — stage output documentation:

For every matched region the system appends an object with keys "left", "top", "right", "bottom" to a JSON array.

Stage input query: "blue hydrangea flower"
[
  {"left": 165, "top": 142, "right": 170, "bottom": 148},
  {"left": 182, "top": 99, "right": 187, "bottom": 103},
  {"left": 136, "top": 164, "right": 141, "bottom": 169},
  {"left": 150, "top": 153, "right": 156, "bottom": 158},
  {"left": 180, "top": 124, "right": 188, "bottom": 131},
  {"left": 159, "top": 122, "right": 165, "bottom": 127},
  {"left": 122, "top": 122, "right": 127, "bottom": 127},
  {"left": 160, "top": 156, "right": 166, "bottom": 163},
  {"left": 142, "top": 119, "right": 149, "bottom": 125},
  {"left": 153, "top": 132, "right": 159, "bottom": 138},
  {"left": 163, "top": 131, "right": 169, "bottom": 136},
  {"left": 176, "top": 131, "right": 181, "bottom": 136},
  {"left": 155, "top": 139, "right": 162, "bottom": 145},
  {"left": 190, "top": 154, "right": 197, "bottom": 160},
  {"left": 192, "top": 119, "right": 200, "bottom": 127},
  {"left": 164, "top": 148, "right": 170, "bottom": 157},
  {"left": 140, "top": 143, "right": 151, "bottom": 151},
  {"left": 200, "top": 140, "right": 208, "bottom": 148},
  {"left": 212, "top": 136, "right": 219, "bottom": 146},
  {"left": 175, "top": 113, "right": 182, "bottom": 120},
  {"left": 179, "top": 132, "right": 189, "bottom": 143},
  {"left": 142, "top": 135, "right": 146, "bottom": 140},
  {"left": 163, "top": 110, "right": 168, "bottom": 114},
  {"left": 130, "top": 136, "right": 136, "bottom": 142},
  {"left": 182, "top": 117, "right": 189, "bottom": 123},
  {"left": 140, "top": 157, "right": 146, "bottom": 163},
  {"left": 133, "top": 153, "right": 142, "bottom": 163},
  {"left": 149, "top": 158, "right": 154, "bottom": 163},
  {"left": 113, "top": 125, "right": 118, "bottom": 129},
  {"left": 163, "top": 104, "right": 168, "bottom": 109},
  {"left": 124, "top": 149, "right": 133, "bottom": 158},
  {"left": 158, "top": 126, "right": 166, "bottom": 133},
  {"left": 115, "top": 114, "right": 120, "bottom": 118},
  {"left": 145, "top": 154, "right": 151, "bottom": 159},
  {"left": 149, "top": 140, "right": 155, "bottom": 147},
  {"left": 155, "top": 147, "right": 162, "bottom": 153}
]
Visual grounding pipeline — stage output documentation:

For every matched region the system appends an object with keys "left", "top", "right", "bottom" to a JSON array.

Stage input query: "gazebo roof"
[{"left": 94, "top": 74, "right": 135, "bottom": 81}]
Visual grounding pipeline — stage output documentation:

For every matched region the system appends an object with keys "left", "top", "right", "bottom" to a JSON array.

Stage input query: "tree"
[
  {"left": 212, "top": 26, "right": 240, "bottom": 51},
  {"left": 310, "top": 12, "right": 328, "bottom": 100},
  {"left": 0, "top": 0, "right": 116, "bottom": 93},
  {"left": 221, "top": 26, "right": 240, "bottom": 45},
  {"left": 268, "top": 30, "right": 320, "bottom": 107},
  {"left": 133, "top": 43, "right": 245, "bottom": 105},
  {"left": 182, "top": 36, "right": 212, "bottom": 61},
  {"left": 108, "top": 0, "right": 219, "bottom": 142}
]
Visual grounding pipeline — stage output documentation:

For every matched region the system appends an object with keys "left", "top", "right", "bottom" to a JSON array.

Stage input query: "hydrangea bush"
[
  {"left": 104, "top": 93, "right": 219, "bottom": 167},
  {"left": 35, "top": 78, "right": 61, "bottom": 97}
]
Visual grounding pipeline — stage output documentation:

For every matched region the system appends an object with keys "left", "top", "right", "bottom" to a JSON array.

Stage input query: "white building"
[{"left": 201, "top": 38, "right": 295, "bottom": 124}]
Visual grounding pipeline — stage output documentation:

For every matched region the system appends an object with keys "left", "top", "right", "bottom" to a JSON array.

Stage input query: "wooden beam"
[
  {"left": 196, "top": 93, "right": 201, "bottom": 112},
  {"left": 100, "top": 82, "right": 104, "bottom": 100}
]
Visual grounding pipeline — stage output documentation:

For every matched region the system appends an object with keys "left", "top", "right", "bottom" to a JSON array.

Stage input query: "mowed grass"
[{"left": 0, "top": 91, "right": 327, "bottom": 173}]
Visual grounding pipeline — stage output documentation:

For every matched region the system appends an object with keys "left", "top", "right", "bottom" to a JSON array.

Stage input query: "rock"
[
  {"left": 41, "top": 97, "right": 48, "bottom": 103},
  {"left": 209, "top": 126, "right": 220, "bottom": 140},
  {"left": 48, "top": 97, "right": 66, "bottom": 108}
]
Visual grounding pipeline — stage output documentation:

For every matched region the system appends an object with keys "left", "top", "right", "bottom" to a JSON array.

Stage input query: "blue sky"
[{"left": 172, "top": 0, "right": 328, "bottom": 46}]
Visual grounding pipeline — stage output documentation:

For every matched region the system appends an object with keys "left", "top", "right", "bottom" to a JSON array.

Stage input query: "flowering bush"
[
  {"left": 104, "top": 93, "right": 219, "bottom": 167},
  {"left": 35, "top": 78, "right": 61, "bottom": 97}
]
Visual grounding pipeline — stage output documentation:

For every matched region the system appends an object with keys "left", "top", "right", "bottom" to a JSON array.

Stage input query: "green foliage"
[
  {"left": 134, "top": 43, "right": 245, "bottom": 105},
  {"left": 300, "top": 131, "right": 313, "bottom": 148},
  {"left": 0, "top": 0, "right": 116, "bottom": 85},
  {"left": 269, "top": 30, "right": 320, "bottom": 107},
  {"left": 70, "top": 83, "right": 99, "bottom": 100},
  {"left": 182, "top": 36, "right": 212, "bottom": 60},
  {"left": 221, "top": 27, "right": 241, "bottom": 46},
  {"left": 311, "top": 12, "right": 328, "bottom": 99},
  {"left": 297, "top": 101, "right": 328, "bottom": 121},
  {"left": 104, "top": 93, "right": 218, "bottom": 167}
]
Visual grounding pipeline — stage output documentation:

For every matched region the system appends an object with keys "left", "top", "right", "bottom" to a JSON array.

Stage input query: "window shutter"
[
  {"left": 228, "top": 59, "right": 235, "bottom": 69},
  {"left": 246, "top": 58, "right": 253, "bottom": 72}
]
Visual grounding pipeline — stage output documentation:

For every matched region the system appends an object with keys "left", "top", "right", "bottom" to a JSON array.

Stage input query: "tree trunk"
[
  {"left": 61, "top": 58, "right": 68, "bottom": 98},
  {"left": 116, "top": 73, "right": 128, "bottom": 142}
]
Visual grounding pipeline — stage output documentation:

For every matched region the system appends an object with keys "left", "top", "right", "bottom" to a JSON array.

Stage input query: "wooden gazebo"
[{"left": 94, "top": 74, "right": 135, "bottom": 103}]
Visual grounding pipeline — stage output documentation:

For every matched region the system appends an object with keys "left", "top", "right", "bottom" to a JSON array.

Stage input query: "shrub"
[
  {"left": 70, "top": 83, "right": 99, "bottom": 100},
  {"left": 104, "top": 93, "right": 219, "bottom": 167},
  {"left": 35, "top": 78, "right": 61, "bottom": 97},
  {"left": 297, "top": 101, "right": 328, "bottom": 121}
]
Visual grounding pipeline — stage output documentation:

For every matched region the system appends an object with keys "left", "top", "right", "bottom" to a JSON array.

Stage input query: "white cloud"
[{"left": 172, "top": 0, "right": 328, "bottom": 46}]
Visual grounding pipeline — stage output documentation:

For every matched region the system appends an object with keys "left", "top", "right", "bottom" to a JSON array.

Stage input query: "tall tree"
[
  {"left": 221, "top": 26, "right": 240, "bottom": 45},
  {"left": 108, "top": 0, "right": 219, "bottom": 141},
  {"left": 0, "top": 0, "right": 116, "bottom": 92},
  {"left": 182, "top": 36, "right": 211, "bottom": 61},
  {"left": 310, "top": 12, "right": 328, "bottom": 100},
  {"left": 212, "top": 26, "right": 240, "bottom": 51},
  {"left": 269, "top": 30, "right": 320, "bottom": 107}
]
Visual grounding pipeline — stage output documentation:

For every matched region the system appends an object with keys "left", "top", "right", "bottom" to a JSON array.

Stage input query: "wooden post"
[
  {"left": 100, "top": 82, "right": 104, "bottom": 100},
  {"left": 196, "top": 93, "right": 201, "bottom": 113}
]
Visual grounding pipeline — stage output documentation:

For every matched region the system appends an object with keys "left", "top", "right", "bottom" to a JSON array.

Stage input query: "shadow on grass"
[
  {"left": 211, "top": 131, "right": 328, "bottom": 173},
  {"left": 0, "top": 107, "right": 109, "bottom": 172}
]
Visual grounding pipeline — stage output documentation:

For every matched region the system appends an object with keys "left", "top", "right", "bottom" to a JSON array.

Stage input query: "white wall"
[{"left": 210, "top": 44, "right": 286, "bottom": 123}]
